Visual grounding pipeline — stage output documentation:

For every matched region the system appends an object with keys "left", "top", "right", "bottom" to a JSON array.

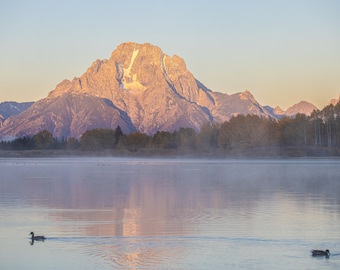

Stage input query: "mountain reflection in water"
[{"left": 0, "top": 158, "right": 340, "bottom": 269}]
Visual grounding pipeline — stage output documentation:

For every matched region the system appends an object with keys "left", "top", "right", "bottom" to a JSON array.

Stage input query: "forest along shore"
[{"left": 2, "top": 102, "right": 340, "bottom": 157}]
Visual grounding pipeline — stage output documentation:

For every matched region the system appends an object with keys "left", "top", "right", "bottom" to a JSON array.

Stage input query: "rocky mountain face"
[
  {"left": 46, "top": 42, "right": 219, "bottom": 135},
  {"left": 0, "top": 42, "right": 323, "bottom": 139},
  {"left": 0, "top": 94, "right": 135, "bottom": 140}
]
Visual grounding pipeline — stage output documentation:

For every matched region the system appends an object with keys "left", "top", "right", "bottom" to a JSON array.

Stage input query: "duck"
[
  {"left": 311, "top": 249, "right": 330, "bottom": 258},
  {"left": 29, "top": 232, "right": 46, "bottom": 241}
]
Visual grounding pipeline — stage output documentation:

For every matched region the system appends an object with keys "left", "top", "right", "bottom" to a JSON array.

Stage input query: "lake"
[{"left": 0, "top": 157, "right": 339, "bottom": 269}]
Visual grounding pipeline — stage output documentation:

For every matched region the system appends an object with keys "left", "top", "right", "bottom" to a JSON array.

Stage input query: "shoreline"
[{"left": 1, "top": 146, "right": 339, "bottom": 159}]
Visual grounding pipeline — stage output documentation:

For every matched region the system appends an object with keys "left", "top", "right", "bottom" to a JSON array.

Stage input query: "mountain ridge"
[
  {"left": 264, "top": 101, "right": 318, "bottom": 119},
  {"left": 0, "top": 42, "right": 332, "bottom": 139}
]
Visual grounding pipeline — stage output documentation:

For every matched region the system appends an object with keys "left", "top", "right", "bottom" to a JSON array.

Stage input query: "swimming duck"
[
  {"left": 311, "top": 249, "right": 330, "bottom": 258},
  {"left": 29, "top": 232, "right": 46, "bottom": 241}
]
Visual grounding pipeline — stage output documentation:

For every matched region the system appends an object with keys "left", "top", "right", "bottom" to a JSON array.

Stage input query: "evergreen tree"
[
  {"left": 33, "top": 130, "right": 53, "bottom": 149},
  {"left": 114, "top": 125, "right": 123, "bottom": 146}
]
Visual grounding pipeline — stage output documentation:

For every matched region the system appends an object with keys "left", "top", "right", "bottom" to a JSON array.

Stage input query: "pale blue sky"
[{"left": 1, "top": 0, "right": 339, "bottom": 109}]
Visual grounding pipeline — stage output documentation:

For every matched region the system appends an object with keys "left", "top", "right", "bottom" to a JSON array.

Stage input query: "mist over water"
[{"left": 0, "top": 158, "right": 340, "bottom": 269}]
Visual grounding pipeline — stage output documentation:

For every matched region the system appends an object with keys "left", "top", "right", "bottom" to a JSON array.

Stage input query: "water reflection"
[{"left": 1, "top": 158, "right": 340, "bottom": 269}]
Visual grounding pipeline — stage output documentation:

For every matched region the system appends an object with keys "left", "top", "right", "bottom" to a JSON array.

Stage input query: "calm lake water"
[{"left": 0, "top": 157, "right": 340, "bottom": 269}]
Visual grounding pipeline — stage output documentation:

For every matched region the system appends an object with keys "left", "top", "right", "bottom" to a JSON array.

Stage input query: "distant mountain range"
[
  {"left": 0, "top": 42, "right": 335, "bottom": 139},
  {"left": 0, "top": 101, "right": 33, "bottom": 128},
  {"left": 264, "top": 101, "right": 318, "bottom": 119}
]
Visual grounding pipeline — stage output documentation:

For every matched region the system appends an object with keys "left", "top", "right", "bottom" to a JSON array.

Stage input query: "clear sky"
[{"left": 1, "top": 0, "right": 339, "bottom": 109}]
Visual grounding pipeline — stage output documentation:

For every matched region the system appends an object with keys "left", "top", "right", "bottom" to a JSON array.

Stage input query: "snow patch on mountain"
[
  {"left": 125, "top": 49, "right": 139, "bottom": 76},
  {"left": 121, "top": 49, "right": 146, "bottom": 92}
]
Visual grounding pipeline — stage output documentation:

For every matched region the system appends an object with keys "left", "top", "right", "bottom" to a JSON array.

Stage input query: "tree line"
[{"left": 1, "top": 102, "right": 340, "bottom": 156}]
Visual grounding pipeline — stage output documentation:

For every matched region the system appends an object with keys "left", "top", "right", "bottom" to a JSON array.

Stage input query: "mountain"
[
  {"left": 265, "top": 101, "right": 317, "bottom": 119},
  {"left": 264, "top": 106, "right": 285, "bottom": 119},
  {"left": 284, "top": 101, "right": 318, "bottom": 116},
  {"left": 0, "top": 101, "right": 33, "bottom": 119},
  {"left": 46, "top": 42, "right": 216, "bottom": 133},
  {"left": 0, "top": 94, "right": 135, "bottom": 140},
  {"left": 210, "top": 90, "right": 271, "bottom": 122},
  {"left": 0, "top": 42, "right": 317, "bottom": 139},
  {"left": 329, "top": 95, "right": 340, "bottom": 106},
  {"left": 0, "top": 101, "right": 33, "bottom": 129}
]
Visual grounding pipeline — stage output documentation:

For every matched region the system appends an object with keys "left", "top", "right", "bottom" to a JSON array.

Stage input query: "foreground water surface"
[{"left": 0, "top": 158, "right": 339, "bottom": 269}]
